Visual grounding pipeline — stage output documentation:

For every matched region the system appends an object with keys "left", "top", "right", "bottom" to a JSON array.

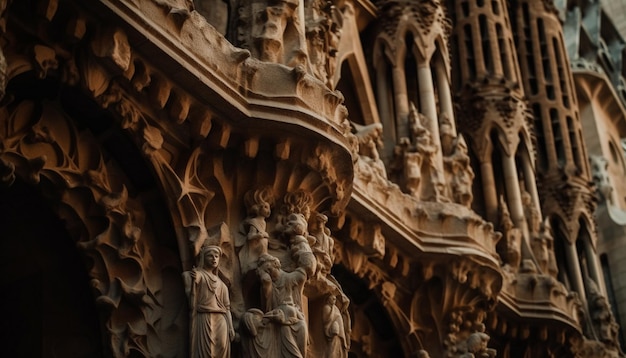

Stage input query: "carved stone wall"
[{"left": 1, "top": 0, "right": 625, "bottom": 357}]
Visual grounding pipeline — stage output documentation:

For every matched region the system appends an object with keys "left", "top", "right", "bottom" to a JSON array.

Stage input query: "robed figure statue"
[{"left": 183, "top": 245, "right": 235, "bottom": 358}]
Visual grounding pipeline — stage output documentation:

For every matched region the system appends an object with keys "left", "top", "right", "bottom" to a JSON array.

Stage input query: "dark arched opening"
[
  {"left": 0, "top": 179, "right": 104, "bottom": 357},
  {"left": 332, "top": 265, "right": 404, "bottom": 358}
]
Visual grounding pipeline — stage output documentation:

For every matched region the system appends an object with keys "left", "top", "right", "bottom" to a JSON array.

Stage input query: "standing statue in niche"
[
  {"left": 237, "top": 187, "right": 273, "bottom": 274},
  {"left": 322, "top": 294, "right": 348, "bottom": 358},
  {"left": 539, "top": 219, "right": 559, "bottom": 277},
  {"left": 402, "top": 143, "right": 423, "bottom": 197},
  {"left": 445, "top": 136, "right": 474, "bottom": 207},
  {"left": 309, "top": 212, "right": 334, "bottom": 278},
  {"left": 531, "top": 234, "right": 550, "bottom": 275},
  {"left": 406, "top": 102, "right": 443, "bottom": 201},
  {"left": 521, "top": 190, "right": 540, "bottom": 237},
  {"left": 183, "top": 245, "right": 235, "bottom": 358},
  {"left": 500, "top": 197, "right": 522, "bottom": 272}
]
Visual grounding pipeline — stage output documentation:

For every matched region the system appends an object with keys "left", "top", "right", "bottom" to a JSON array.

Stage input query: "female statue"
[{"left": 183, "top": 245, "right": 235, "bottom": 358}]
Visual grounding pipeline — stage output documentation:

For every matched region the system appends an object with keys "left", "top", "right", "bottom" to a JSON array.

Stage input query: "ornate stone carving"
[
  {"left": 242, "top": 250, "right": 312, "bottom": 357},
  {"left": 390, "top": 103, "right": 446, "bottom": 201},
  {"left": 0, "top": 99, "right": 186, "bottom": 357},
  {"left": 352, "top": 121, "right": 387, "bottom": 180},
  {"left": 304, "top": 0, "right": 344, "bottom": 86},
  {"left": 236, "top": 0, "right": 309, "bottom": 68},
  {"left": 237, "top": 187, "right": 274, "bottom": 274},
  {"left": 522, "top": 189, "right": 541, "bottom": 237},
  {"left": 587, "top": 280, "right": 621, "bottom": 352},
  {"left": 322, "top": 293, "right": 349, "bottom": 358},
  {"left": 590, "top": 155, "right": 613, "bottom": 204},
  {"left": 183, "top": 245, "right": 235, "bottom": 358},
  {"left": 375, "top": 0, "right": 450, "bottom": 63},
  {"left": 499, "top": 196, "right": 522, "bottom": 273},
  {"left": 444, "top": 135, "right": 474, "bottom": 207}
]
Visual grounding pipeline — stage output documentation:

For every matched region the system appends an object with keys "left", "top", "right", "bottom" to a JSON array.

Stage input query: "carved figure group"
[{"left": 322, "top": 294, "right": 348, "bottom": 358}]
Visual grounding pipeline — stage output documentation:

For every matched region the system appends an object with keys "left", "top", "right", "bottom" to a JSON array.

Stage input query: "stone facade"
[{"left": 0, "top": 0, "right": 624, "bottom": 357}]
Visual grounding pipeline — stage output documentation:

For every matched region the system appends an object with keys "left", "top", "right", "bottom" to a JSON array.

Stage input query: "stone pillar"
[
  {"left": 502, "top": 154, "right": 528, "bottom": 238},
  {"left": 417, "top": 64, "right": 439, "bottom": 145},
  {"left": 417, "top": 63, "right": 444, "bottom": 180},
  {"left": 565, "top": 241, "right": 587, "bottom": 304},
  {"left": 434, "top": 59, "right": 456, "bottom": 136},
  {"left": 481, "top": 159, "right": 499, "bottom": 224},
  {"left": 376, "top": 61, "right": 395, "bottom": 159},
  {"left": 392, "top": 65, "right": 410, "bottom": 140},
  {"left": 521, "top": 152, "right": 542, "bottom": 218}
]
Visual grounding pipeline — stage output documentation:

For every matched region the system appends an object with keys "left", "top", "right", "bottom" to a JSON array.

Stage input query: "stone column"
[
  {"left": 434, "top": 59, "right": 456, "bottom": 136},
  {"left": 417, "top": 64, "right": 440, "bottom": 146},
  {"left": 521, "top": 152, "right": 542, "bottom": 218},
  {"left": 417, "top": 63, "right": 444, "bottom": 181},
  {"left": 502, "top": 154, "right": 528, "bottom": 238},
  {"left": 480, "top": 159, "right": 499, "bottom": 224},
  {"left": 565, "top": 241, "right": 587, "bottom": 304},
  {"left": 376, "top": 61, "right": 395, "bottom": 159},
  {"left": 392, "top": 65, "right": 410, "bottom": 140}
]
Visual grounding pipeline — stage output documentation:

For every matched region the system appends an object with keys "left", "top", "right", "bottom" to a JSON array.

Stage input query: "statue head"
[
  {"left": 257, "top": 253, "right": 281, "bottom": 280},
  {"left": 285, "top": 213, "right": 308, "bottom": 236},
  {"left": 198, "top": 244, "right": 222, "bottom": 270},
  {"left": 245, "top": 187, "right": 273, "bottom": 218}
]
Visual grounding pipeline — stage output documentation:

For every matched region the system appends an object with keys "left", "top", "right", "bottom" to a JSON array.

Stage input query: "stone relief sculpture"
[
  {"left": 444, "top": 135, "right": 474, "bottom": 207},
  {"left": 238, "top": 192, "right": 322, "bottom": 358},
  {"left": 352, "top": 121, "right": 387, "bottom": 180},
  {"left": 499, "top": 197, "right": 522, "bottom": 272},
  {"left": 183, "top": 245, "right": 235, "bottom": 358},
  {"left": 243, "top": 252, "right": 312, "bottom": 358},
  {"left": 522, "top": 190, "right": 540, "bottom": 237},
  {"left": 309, "top": 212, "right": 334, "bottom": 278},
  {"left": 393, "top": 102, "right": 444, "bottom": 201},
  {"left": 590, "top": 155, "right": 613, "bottom": 204},
  {"left": 459, "top": 331, "right": 497, "bottom": 358},
  {"left": 322, "top": 294, "right": 348, "bottom": 358},
  {"left": 237, "top": 187, "right": 274, "bottom": 274},
  {"left": 244, "top": 0, "right": 309, "bottom": 68},
  {"left": 304, "top": 0, "right": 344, "bottom": 85},
  {"left": 538, "top": 219, "right": 559, "bottom": 277},
  {"left": 587, "top": 279, "right": 621, "bottom": 350},
  {"left": 530, "top": 232, "right": 550, "bottom": 275}
]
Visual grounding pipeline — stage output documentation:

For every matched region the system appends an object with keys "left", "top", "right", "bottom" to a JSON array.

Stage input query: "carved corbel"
[
  {"left": 349, "top": 220, "right": 385, "bottom": 258},
  {"left": 90, "top": 27, "right": 131, "bottom": 73}
]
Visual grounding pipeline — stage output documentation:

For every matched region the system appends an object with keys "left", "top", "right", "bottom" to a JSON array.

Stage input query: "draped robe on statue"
[{"left": 190, "top": 269, "right": 231, "bottom": 358}]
